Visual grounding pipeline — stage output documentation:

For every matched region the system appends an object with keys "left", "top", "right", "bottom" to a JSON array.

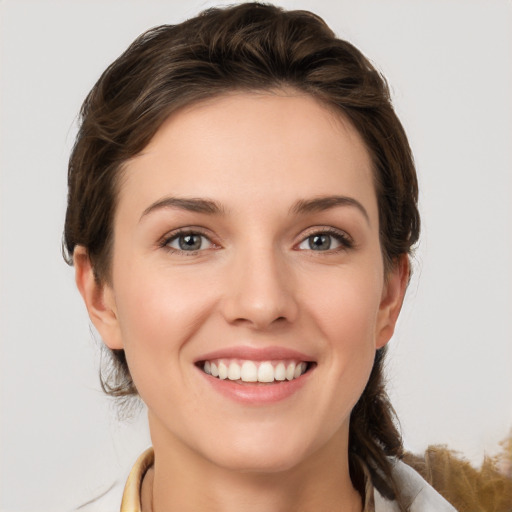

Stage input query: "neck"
[{"left": 144, "top": 415, "right": 362, "bottom": 512}]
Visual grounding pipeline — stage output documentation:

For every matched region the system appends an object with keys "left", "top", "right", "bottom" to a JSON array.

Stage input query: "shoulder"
[{"left": 374, "top": 459, "right": 458, "bottom": 512}]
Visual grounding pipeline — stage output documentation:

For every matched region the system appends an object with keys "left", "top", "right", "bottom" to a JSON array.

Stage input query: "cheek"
[
  {"left": 301, "top": 264, "right": 383, "bottom": 395},
  {"left": 287, "top": 267, "right": 383, "bottom": 444},
  {"left": 116, "top": 259, "right": 214, "bottom": 329},
  {"left": 112, "top": 264, "right": 218, "bottom": 382},
  {"left": 302, "top": 265, "right": 383, "bottom": 346}
]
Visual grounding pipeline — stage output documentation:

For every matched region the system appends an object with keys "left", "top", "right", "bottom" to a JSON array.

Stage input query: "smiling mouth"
[{"left": 198, "top": 359, "right": 313, "bottom": 384}]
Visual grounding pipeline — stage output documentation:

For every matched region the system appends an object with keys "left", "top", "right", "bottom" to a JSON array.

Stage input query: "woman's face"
[{"left": 79, "top": 91, "right": 406, "bottom": 473}]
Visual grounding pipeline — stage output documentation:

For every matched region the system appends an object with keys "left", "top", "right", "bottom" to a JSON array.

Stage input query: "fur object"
[{"left": 403, "top": 432, "right": 512, "bottom": 512}]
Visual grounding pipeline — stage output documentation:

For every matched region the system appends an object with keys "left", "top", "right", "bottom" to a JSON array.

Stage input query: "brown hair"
[{"left": 64, "top": 3, "right": 419, "bottom": 507}]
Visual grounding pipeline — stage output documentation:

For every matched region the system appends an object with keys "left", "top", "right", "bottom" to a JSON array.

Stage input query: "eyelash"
[
  {"left": 159, "top": 227, "right": 354, "bottom": 255},
  {"left": 296, "top": 227, "right": 354, "bottom": 253}
]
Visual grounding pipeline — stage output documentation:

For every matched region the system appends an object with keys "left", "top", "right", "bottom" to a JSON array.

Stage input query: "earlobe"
[
  {"left": 375, "top": 254, "right": 409, "bottom": 349},
  {"left": 73, "top": 246, "right": 123, "bottom": 350}
]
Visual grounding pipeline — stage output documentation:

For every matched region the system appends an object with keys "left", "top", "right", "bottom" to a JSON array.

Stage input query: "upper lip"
[{"left": 195, "top": 345, "right": 315, "bottom": 363}]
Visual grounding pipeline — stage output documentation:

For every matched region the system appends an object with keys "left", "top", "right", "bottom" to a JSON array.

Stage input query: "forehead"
[{"left": 117, "top": 91, "right": 376, "bottom": 221}]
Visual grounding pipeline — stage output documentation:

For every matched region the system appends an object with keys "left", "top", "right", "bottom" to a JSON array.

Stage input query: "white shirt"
[{"left": 374, "top": 459, "right": 457, "bottom": 511}]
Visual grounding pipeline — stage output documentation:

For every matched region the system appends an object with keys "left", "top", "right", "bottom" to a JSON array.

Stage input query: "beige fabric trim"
[{"left": 120, "top": 447, "right": 154, "bottom": 512}]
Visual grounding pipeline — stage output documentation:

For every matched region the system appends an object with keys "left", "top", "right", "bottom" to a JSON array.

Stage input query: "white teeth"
[
  {"left": 218, "top": 361, "right": 228, "bottom": 380},
  {"left": 257, "top": 362, "right": 274, "bottom": 383},
  {"left": 203, "top": 359, "right": 308, "bottom": 383},
  {"left": 228, "top": 362, "right": 241, "bottom": 380},
  {"left": 275, "top": 362, "right": 286, "bottom": 381},
  {"left": 285, "top": 363, "right": 296, "bottom": 381},
  {"left": 240, "top": 361, "right": 258, "bottom": 382}
]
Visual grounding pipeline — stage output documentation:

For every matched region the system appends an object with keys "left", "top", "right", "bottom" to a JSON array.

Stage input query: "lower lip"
[{"left": 198, "top": 367, "right": 313, "bottom": 405}]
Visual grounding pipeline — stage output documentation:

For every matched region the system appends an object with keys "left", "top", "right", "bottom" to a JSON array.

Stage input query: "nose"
[{"left": 220, "top": 242, "right": 299, "bottom": 330}]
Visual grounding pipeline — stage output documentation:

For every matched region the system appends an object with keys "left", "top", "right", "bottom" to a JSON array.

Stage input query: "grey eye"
[
  {"left": 167, "top": 233, "right": 211, "bottom": 251},
  {"left": 308, "top": 234, "right": 331, "bottom": 250},
  {"left": 179, "top": 234, "right": 202, "bottom": 250},
  {"left": 297, "top": 232, "right": 347, "bottom": 251}
]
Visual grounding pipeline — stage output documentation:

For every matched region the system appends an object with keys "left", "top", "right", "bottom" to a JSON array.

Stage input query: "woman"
[{"left": 64, "top": 3, "right": 456, "bottom": 511}]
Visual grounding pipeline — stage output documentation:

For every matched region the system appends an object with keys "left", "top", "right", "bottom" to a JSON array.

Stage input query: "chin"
[
  {"left": 198, "top": 426, "right": 323, "bottom": 475},
  {"left": 212, "top": 446, "right": 309, "bottom": 474}
]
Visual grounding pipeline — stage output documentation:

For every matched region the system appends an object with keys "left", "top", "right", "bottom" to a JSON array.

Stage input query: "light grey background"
[{"left": 1, "top": 1, "right": 511, "bottom": 511}]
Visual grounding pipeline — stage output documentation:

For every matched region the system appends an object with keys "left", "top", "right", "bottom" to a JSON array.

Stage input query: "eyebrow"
[
  {"left": 290, "top": 195, "right": 370, "bottom": 224},
  {"left": 140, "top": 196, "right": 225, "bottom": 221},
  {"left": 140, "top": 194, "right": 369, "bottom": 224}
]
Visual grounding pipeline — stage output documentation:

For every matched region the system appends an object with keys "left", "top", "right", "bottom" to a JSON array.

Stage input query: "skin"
[{"left": 75, "top": 90, "right": 408, "bottom": 512}]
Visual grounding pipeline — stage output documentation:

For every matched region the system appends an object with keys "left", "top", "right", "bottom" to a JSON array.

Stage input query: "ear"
[
  {"left": 73, "top": 246, "right": 123, "bottom": 350},
  {"left": 375, "top": 254, "right": 409, "bottom": 349}
]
